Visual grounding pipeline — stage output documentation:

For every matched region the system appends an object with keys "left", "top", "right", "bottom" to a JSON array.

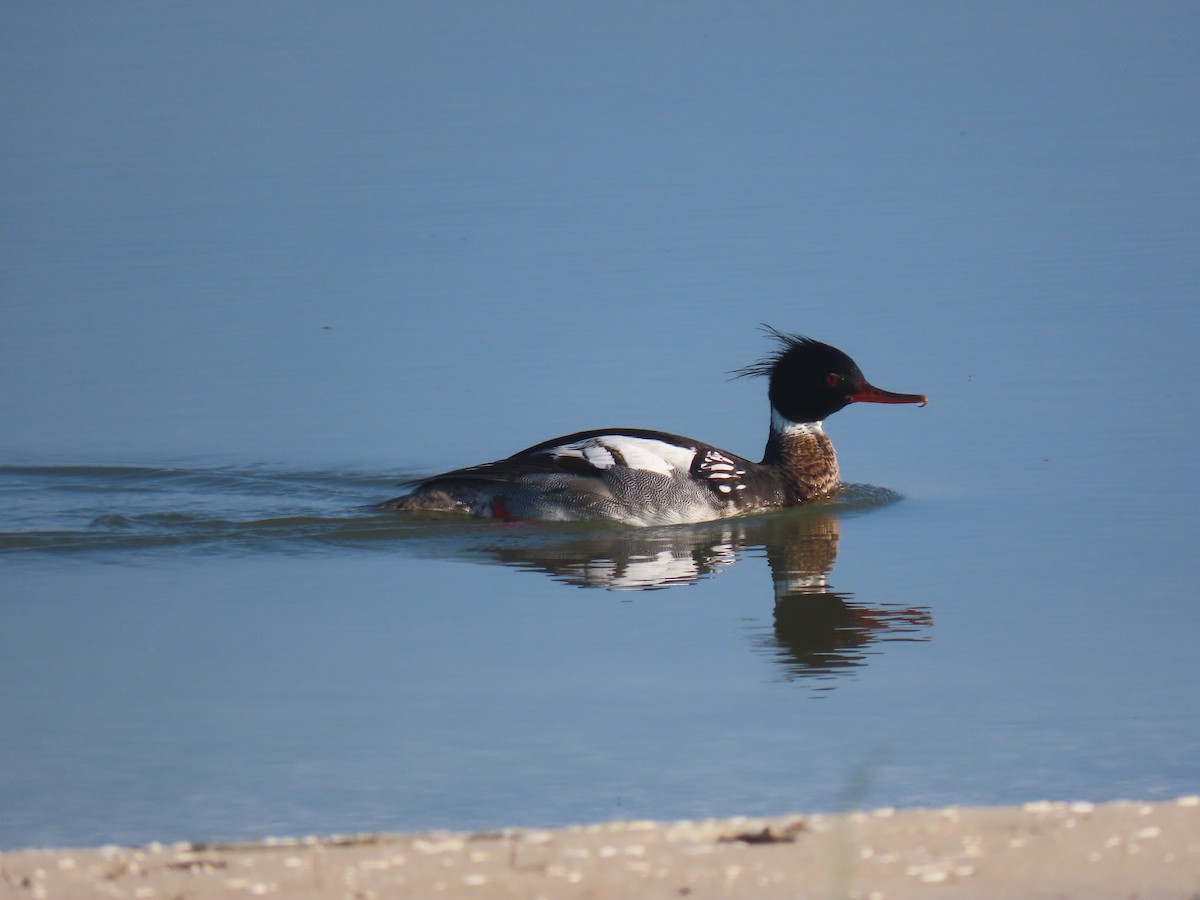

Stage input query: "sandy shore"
[{"left": 2, "top": 796, "right": 1198, "bottom": 899}]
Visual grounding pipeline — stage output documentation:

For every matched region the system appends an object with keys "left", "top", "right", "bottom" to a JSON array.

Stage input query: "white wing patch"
[
  {"left": 550, "top": 436, "right": 697, "bottom": 476},
  {"left": 552, "top": 442, "right": 617, "bottom": 469}
]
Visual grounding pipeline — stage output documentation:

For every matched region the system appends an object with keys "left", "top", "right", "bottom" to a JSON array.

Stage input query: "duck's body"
[
  {"left": 381, "top": 422, "right": 836, "bottom": 526},
  {"left": 379, "top": 330, "right": 926, "bottom": 526}
]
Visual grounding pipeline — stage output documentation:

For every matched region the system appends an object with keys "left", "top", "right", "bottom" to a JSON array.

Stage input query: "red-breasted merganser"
[{"left": 379, "top": 329, "right": 927, "bottom": 526}]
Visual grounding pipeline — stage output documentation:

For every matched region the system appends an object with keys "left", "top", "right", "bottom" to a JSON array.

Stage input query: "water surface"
[{"left": 2, "top": 3, "right": 1198, "bottom": 850}]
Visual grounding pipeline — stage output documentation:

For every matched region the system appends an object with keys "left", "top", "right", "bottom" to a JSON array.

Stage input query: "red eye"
[{"left": 825, "top": 373, "right": 840, "bottom": 387}]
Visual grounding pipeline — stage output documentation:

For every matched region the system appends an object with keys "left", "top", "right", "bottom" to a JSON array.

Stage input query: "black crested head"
[{"left": 735, "top": 326, "right": 928, "bottom": 425}]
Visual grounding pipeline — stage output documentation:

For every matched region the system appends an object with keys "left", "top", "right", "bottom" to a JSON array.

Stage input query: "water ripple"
[{"left": 0, "top": 464, "right": 902, "bottom": 558}]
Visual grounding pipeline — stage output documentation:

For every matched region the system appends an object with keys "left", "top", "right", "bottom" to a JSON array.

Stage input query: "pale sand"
[{"left": 2, "top": 797, "right": 1198, "bottom": 899}]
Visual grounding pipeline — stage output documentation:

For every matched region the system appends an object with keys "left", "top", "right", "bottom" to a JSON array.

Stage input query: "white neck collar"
[{"left": 771, "top": 408, "right": 825, "bottom": 437}]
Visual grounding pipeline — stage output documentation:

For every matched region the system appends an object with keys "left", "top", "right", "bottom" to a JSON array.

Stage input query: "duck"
[{"left": 378, "top": 328, "right": 926, "bottom": 526}]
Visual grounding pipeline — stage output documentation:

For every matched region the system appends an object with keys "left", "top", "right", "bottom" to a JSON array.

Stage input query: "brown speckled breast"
[{"left": 775, "top": 427, "right": 840, "bottom": 502}]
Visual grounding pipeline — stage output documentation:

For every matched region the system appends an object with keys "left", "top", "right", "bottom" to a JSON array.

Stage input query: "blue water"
[{"left": 2, "top": 4, "right": 1199, "bottom": 850}]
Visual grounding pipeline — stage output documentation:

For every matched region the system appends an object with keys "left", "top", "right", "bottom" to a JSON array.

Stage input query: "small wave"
[
  {"left": 835, "top": 483, "right": 905, "bottom": 513},
  {"left": 0, "top": 465, "right": 908, "bottom": 559},
  {"left": 0, "top": 464, "right": 410, "bottom": 557}
]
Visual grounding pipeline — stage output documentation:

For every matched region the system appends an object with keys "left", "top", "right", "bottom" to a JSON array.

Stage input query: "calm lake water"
[{"left": 2, "top": 5, "right": 1198, "bottom": 850}]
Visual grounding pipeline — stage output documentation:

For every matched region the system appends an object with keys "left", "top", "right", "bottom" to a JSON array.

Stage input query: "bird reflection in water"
[
  {"left": 446, "top": 485, "right": 932, "bottom": 686},
  {"left": 762, "top": 510, "right": 932, "bottom": 685}
]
